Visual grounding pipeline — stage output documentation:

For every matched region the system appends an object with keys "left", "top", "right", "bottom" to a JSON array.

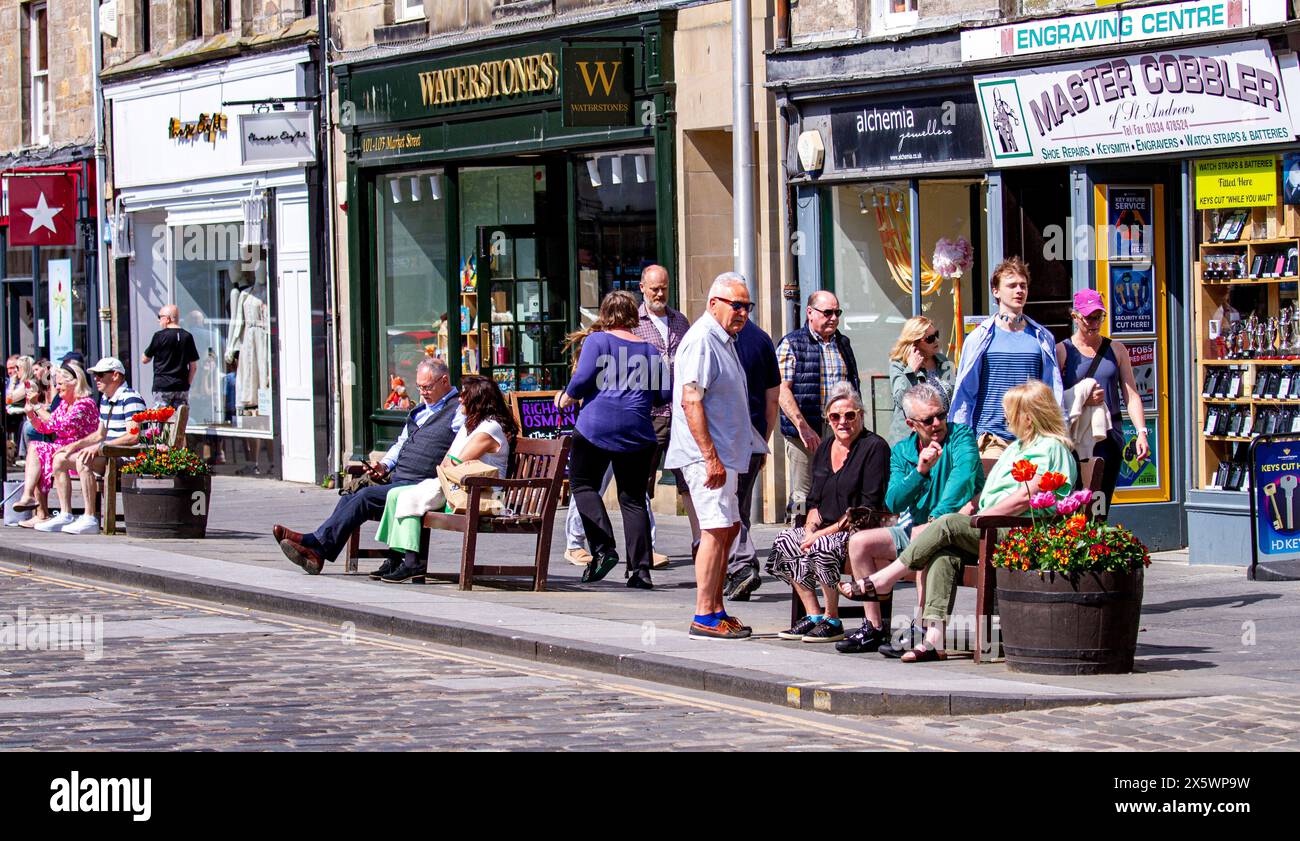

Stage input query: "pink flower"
[
  {"left": 1030, "top": 491, "right": 1058, "bottom": 510},
  {"left": 1054, "top": 495, "right": 1082, "bottom": 516}
]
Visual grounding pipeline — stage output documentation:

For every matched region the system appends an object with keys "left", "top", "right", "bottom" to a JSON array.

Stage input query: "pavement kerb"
[{"left": 0, "top": 543, "right": 1193, "bottom": 717}]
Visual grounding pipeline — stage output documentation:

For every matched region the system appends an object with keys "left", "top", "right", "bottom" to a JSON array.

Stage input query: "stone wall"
[
  {"left": 0, "top": 0, "right": 95, "bottom": 156},
  {"left": 103, "top": 1, "right": 317, "bottom": 71}
]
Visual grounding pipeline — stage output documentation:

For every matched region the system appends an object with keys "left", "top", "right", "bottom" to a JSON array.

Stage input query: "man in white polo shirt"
[
  {"left": 665, "top": 273, "right": 763, "bottom": 640},
  {"left": 38, "top": 357, "right": 144, "bottom": 534}
]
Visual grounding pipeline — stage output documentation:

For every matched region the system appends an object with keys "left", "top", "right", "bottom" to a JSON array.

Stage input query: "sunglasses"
[
  {"left": 713, "top": 297, "right": 755, "bottom": 314},
  {"left": 920, "top": 332, "right": 940, "bottom": 343},
  {"left": 908, "top": 411, "right": 945, "bottom": 426},
  {"left": 813, "top": 307, "right": 843, "bottom": 318},
  {"left": 1081, "top": 312, "right": 1105, "bottom": 324},
  {"left": 828, "top": 410, "right": 859, "bottom": 424}
]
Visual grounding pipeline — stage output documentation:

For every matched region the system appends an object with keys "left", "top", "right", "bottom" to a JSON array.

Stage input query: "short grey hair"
[
  {"left": 824, "top": 381, "right": 864, "bottom": 416},
  {"left": 708, "top": 272, "right": 748, "bottom": 300},
  {"left": 901, "top": 383, "right": 946, "bottom": 418},
  {"left": 417, "top": 357, "right": 448, "bottom": 379}
]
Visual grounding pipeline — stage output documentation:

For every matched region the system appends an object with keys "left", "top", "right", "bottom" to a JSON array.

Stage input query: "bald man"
[{"left": 142, "top": 303, "right": 200, "bottom": 408}]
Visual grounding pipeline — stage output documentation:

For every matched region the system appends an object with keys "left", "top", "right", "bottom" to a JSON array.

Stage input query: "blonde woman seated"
[
  {"left": 837, "top": 379, "right": 1076, "bottom": 662},
  {"left": 12, "top": 363, "right": 100, "bottom": 526},
  {"left": 766, "top": 383, "right": 890, "bottom": 643},
  {"left": 373, "top": 375, "right": 517, "bottom": 584}
]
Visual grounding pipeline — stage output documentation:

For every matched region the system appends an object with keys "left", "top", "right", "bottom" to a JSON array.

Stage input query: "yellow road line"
[{"left": 0, "top": 564, "right": 941, "bottom": 750}]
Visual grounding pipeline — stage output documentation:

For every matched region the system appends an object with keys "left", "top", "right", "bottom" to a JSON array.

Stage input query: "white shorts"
[{"left": 682, "top": 461, "right": 740, "bottom": 530}]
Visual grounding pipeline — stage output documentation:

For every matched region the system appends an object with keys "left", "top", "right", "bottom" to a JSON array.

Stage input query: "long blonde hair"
[
  {"left": 1003, "top": 380, "right": 1072, "bottom": 450},
  {"left": 564, "top": 290, "right": 642, "bottom": 371},
  {"left": 889, "top": 317, "right": 935, "bottom": 363}
]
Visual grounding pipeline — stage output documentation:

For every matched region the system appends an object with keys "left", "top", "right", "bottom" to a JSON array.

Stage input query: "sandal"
[
  {"left": 837, "top": 577, "right": 892, "bottom": 603},
  {"left": 11, "top": 499, "right": 37, "bottom": 512},
  {"left": 900, "top": 644, "right": 947, "bottom": 663}
]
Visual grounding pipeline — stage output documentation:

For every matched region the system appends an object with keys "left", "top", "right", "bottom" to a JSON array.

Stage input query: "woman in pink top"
[{"left": 12, "top": 362, "right": 100, "bottom": 525}]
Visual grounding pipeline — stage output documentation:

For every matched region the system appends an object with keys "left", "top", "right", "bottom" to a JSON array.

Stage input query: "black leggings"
[
  {"left": 568, "top": 431, "right": 657, "bottom": 573},
  {"left": 1091, "top": 429, "right": 1124, "bottom": 508}
]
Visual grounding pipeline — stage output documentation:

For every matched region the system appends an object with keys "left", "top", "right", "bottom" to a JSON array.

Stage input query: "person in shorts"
[
  {"left": 664, "top": 273, "right": 764, "bottom": 640},
  {"left": 142, "top": 304, "right": 199, "bottom": 408}
]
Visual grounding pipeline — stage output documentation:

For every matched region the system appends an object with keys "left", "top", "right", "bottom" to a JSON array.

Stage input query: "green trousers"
[
  {"left": 374, "top": 486, "right": 425, "bottom": 554},
  {"left": 895, "top": 512, "right": 993, "bottom": 622}
]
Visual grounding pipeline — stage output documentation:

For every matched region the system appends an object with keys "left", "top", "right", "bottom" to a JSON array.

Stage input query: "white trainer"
[
  {"left": 34, "top": 512, "right": 76, "bottom": 532},
  {"left": 62, "top": 514, "right": 101, "bottom": 535}
]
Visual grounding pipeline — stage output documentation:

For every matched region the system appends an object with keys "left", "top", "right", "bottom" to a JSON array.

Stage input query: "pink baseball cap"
[{"left": 1073, "top": 289, "right": 1106, "bottom": 316}]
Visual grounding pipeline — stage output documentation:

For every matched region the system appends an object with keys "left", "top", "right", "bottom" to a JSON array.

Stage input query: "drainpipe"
[
  {"left": 320, "top": 0, "right": 342, "bottom": 476},
  {"left": 91, "top": 1, "right": 111, "bottom": 356},
  {"left": 775, "top": 0, "right": 790, "bottom": 49},
  {"left": 733, "top": 0, "right": 755, "bottom": 293}
]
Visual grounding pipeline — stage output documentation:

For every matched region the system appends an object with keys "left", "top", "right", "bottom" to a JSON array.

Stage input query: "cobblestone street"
[{"left": 2, "top": 567, "right": 1298, "bottom": 751}]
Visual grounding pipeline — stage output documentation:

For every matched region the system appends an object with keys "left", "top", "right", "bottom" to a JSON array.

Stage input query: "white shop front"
[{"left": 105, "top": 48, "right": 323, "bottom": 483}]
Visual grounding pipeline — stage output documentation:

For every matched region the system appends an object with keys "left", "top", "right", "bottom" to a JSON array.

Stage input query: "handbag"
[
  {"left": 835, "top": 507, "right": 895, "bottom": 533},
  {"left": 438, "top": 459, "right": 505, "bottom": 515}
]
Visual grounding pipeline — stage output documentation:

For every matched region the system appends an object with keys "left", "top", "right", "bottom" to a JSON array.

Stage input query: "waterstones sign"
[
  {"left": 961, "top": 0, "right": 1287, "bottom": 63},
  {"left": 828, "top": 91, "right": 986, "bottom": 171},
  {"left": 974, "top": 40, "right": 1293, "bottom": 167}
]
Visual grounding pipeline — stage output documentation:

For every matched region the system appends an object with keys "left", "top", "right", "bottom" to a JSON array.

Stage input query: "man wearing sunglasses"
[
  {"left": 776, "top": 291, "right": 860, "bottom": 523},
  {"left": 665, "top": 273, "right": 766, "bottom": 639},
  {"left": 838, "top": 383, "right": 983, "bottom": 654}
]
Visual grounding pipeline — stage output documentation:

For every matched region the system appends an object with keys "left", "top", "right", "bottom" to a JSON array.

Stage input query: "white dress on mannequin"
[{"left": 225, "top": 283, "right": 270, "bottom": 409}]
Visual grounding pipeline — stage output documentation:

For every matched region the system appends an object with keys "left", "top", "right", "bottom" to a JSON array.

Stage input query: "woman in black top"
[{"left": 767, "top": 382, "right": 889, "bottom": 643}]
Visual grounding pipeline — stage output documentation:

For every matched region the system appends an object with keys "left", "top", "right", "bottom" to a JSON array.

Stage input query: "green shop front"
[{"left": 338, "top": 16, "right": 675, "bottom": 453}]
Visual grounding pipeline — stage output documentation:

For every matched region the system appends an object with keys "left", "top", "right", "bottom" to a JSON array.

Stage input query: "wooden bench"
[
  {"left": 965, "top": 456, "right": 1107, "bottom": 663},
  {"left": 421, "top": 436, "right": 570, "bottom": 591},
  {"left": 343, "top": 436, "right": 571, "bottom": 591},
  {"left": 101, "top": 405, "right": 189, "bottom": 535}
]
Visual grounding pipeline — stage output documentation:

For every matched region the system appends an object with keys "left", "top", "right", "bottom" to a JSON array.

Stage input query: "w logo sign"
[
  {"left": 576, "top": 61, "right": 622, "bottom": 97},
  {"left": 563, "top": 47, "right": 633, "bottom": 127}
]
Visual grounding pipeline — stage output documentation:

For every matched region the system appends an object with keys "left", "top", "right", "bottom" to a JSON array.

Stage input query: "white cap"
[{"left": 87, "top": 357, "right": 126, "bottom": 376}]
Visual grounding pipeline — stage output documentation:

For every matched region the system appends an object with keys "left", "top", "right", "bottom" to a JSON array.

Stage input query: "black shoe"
[
  {"left": 778, "top": 615, "right": 821, "bottom": 641},
  {"left": 581, "top": 550, "right": 620, "bottom": 583},
  {"left": 369, "top": 557, "right": 402, "bottom": 580},
  {"left": 836, "top": 622, "right": 883, "bottom": 654},
  {"left": 726, "top": 568, "right": 762, "bottom": 602},
  {"left": 802, "top": 619, "right": 846, "bottom": 643},
  {"left": 380, "top": 561, "right": 426, "bottom": 584},
  {"left": 626, "top": 569, "right": 654, "bottom": 590}
]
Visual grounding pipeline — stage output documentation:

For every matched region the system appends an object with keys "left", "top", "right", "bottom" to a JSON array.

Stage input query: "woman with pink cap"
[{"left": 1055, "top": 288, "right": 1149, "bottom": 504}]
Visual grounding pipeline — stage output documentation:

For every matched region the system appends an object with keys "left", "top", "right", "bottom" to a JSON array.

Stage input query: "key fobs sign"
[{"left": 975, "top": 40, "right": 1293, "bottom": 167}]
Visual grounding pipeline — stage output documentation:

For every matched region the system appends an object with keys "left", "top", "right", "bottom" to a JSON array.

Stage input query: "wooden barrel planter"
[
  {"left": 995, "top": 567, "right": 1144, "bottom": 675},
  {"left": 120, "top": 474, "right": 212, "bottom": 539}
]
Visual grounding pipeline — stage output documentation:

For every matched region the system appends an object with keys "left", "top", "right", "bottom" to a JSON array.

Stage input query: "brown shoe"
[
  {"left": 272, "top": 524, "right": 304, "bottom": 545},
  {"left": 279, "top": 538, "right": 323, "bottom": 575}
]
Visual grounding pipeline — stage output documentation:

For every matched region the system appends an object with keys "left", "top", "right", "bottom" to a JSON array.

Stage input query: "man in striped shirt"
[{"left": 37, "top": 357, "right": 144, "bottom": 534}]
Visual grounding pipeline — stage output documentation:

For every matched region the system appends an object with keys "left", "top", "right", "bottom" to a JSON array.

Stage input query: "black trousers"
[
  {"left": 305, "top": 482, "right": 413, "bottom": 562},
  {"left": 1091, "top": 430, "right": 1124, "bottom": 509},
  {"left": 569, "top": 431, "right": 657, "bottom": 573}
]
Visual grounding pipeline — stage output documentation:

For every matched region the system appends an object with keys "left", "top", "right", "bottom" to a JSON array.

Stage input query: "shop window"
[
  {"left": 459, "top": 165, "right": 569, "bottom": 393},
  {"left": 377, "top": 170, "right": 448, "bottom": 411},
  {"left": 171, "top": 223, "right": 272, "bottom": 435},
  {"left": 828, "top": 181, "right": 981, "bottom": 432},
  {"left": 38, "top": 247, "right": 89, "bottom": 363},
  {"left": 395, "top": 0, "right": 425, "bottom": 23},
  {"left": 27, "top": 2, "right": 49, "bottom": 145},
  {"left": 575, "top": 149, "right": 658, "bottom": 326}
]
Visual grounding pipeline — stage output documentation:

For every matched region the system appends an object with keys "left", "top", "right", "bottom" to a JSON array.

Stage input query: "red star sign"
[{"left": 7, "top": 174, "right": 76, "bottom": 246}]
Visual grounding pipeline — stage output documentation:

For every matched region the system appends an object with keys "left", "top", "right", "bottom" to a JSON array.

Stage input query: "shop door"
[
  {"left": 3, "top": 284, "right": 36, "bottom": 357},
  {"left": 1003, "top": 166, "right": 1074, "bottom": 339},
  {"left": 475, "top": 224, "right": 571, "bottom": 394}
]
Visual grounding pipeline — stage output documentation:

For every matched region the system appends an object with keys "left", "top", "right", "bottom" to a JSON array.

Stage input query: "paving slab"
[{"left": 3, "top": 475, "right": 1298, "bottom": 715}]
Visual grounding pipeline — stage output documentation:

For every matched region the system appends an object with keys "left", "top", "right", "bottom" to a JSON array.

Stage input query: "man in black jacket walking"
[{"left": 274, "top": 358, "right": 459, "bottom": 574}]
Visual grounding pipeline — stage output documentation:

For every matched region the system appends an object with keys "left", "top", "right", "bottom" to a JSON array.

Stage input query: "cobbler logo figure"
[{"left": 992, "top": 90, "right": 1020, "bottom": 154}]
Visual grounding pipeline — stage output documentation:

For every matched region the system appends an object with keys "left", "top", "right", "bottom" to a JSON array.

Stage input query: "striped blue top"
[
  {"left": 99, "top": 386, "right": 147, "bottom": 440},
  {"left": 974, "top": 327, "right": 1042, "bottom": 441}
]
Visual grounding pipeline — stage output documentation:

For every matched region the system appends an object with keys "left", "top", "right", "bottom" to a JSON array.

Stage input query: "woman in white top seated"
[{"left": 374, "top": 374, "right": 517, "bottom": 583}]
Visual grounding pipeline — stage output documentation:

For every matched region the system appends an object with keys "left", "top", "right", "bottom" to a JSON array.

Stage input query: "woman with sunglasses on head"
[
  {"left": 767, "top": 382, "right": 888, "bottom": 643},
  {"left": 887, "top": 316, "right": 955, "bottom": 445},
  {"left": 1056, "top": 289, "right": 1148, "bottom": 505}
]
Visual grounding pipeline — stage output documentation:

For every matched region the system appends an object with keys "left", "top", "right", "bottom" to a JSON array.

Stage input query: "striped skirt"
[{"left": 765, "top": 526, "right": 849, "bottom": 591}]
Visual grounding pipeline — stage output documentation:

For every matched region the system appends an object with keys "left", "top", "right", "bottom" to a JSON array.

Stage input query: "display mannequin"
[{"left": 225, "top": 273, "right": 271, "bottom": 410}]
